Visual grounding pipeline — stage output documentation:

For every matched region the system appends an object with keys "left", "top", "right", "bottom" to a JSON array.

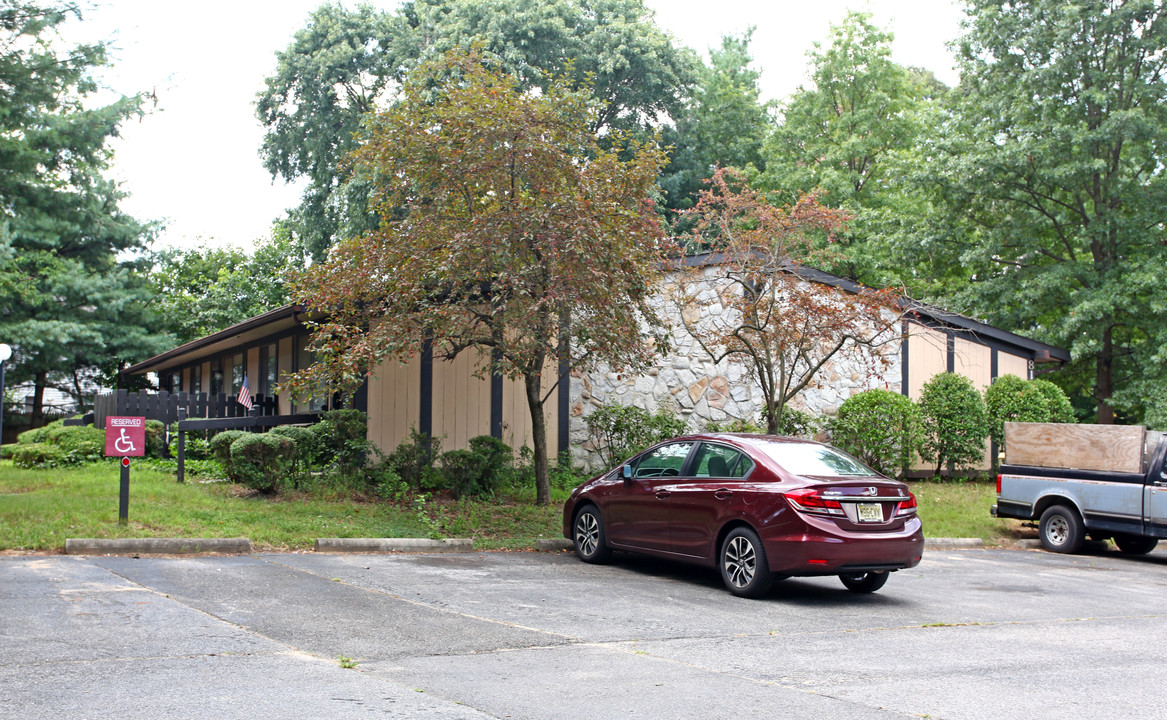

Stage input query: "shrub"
[
  {"left": 919, "top": 372, "right": 990, "bottom": 475},
  {"left": 705, "top": 418, "right": 766, "bottom": 433},
  {"left": 270, "top": 425, "right": 324, "bottom": 473},
  {"left": 17, "top": 419, "right": 65, "bottom": 445},
  {"left": 144, "top": 419, "right": 166, "bottom": 458},
  {"left": 208, "top": 430, "right": 248, "bottom": 467},
  {"left": 771, "top": 406, "right": 819, "bottom": 438},
  {"left": 313, "top": 409, "right": 369, "bottom": 474},
  {"left": 1030, "top": 378, "right": 1075, "bottom": 423},
  {"left": 9, "top": 443, "right": 67, "bottom": 469},
  {"left": 229, "top": 433, "right": 295, "bottom": 493},
  {"left": 830, "top": 389, "right": 923, "bottom": 478},
  {"left": 439, "top": 449, "right": 490, "bottom": 498},
  {"left": 467, "top": 435, "right": 513, "bottom": 492},
  {"left": 584, "top": 403, "right": 688, "bottom": 467},
  {"left": 46, "top": 425, "right": 106, "bottom": 465},
  {"left": 984, "top": 375, "right": 1076, "bottom": 450},
  {"left": 387, "top": 427, "right": 443, "bottom": 490}
]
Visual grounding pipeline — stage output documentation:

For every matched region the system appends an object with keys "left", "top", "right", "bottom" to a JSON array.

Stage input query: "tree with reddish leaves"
[
  {"left": 674, "top": 168, "right": 903, "bottom": 434},
  {"left": 289, "top": 49, "right": 673, "bottom": 504}
]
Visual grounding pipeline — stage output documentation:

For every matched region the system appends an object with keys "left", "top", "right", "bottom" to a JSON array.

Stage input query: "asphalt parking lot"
[{"left": 3, "top": 545, "right": 1167, "bottom": 720}]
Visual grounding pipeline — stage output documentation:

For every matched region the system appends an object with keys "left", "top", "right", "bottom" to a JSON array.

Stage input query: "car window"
[
  {"left": 692, "top": 443, "right": 753, "bottom": 478},
  {"left": 633, "top": 442, "right": 694, "bottom": 478},
  {"left": 755, "top": 441, "right": 877, "bottom": 477}
]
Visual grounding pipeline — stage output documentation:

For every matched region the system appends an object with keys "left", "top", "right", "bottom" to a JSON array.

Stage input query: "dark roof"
[
  {"left": 123, "top": 304, "right": 314, "bottom": 376},
  {"left": 676, "top": 253, "right": 1070, "bottom": 363}
]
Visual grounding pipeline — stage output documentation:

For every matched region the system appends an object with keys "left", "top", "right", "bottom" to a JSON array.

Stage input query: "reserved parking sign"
[{"left": 104, "top": 416, "right": 146, "bottom": 457}]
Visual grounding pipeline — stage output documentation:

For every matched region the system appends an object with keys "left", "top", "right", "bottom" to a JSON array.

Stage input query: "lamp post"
[{"left": 0, "top": 343, "right": 10, "bottom": 455}]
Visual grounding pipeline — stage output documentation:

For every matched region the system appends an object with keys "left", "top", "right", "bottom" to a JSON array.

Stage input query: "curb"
[
  {"left": 535, "top": 538, "right": 573, "bottom": 552},
  {"left": 925, "top": 538, "right": 985, "bottom": 549},
  {"left": 64, "top": 538, "right": 252, "bottom": 555},
  {"left": 314, "top": 538, "right": 473, "bottom": 553}
]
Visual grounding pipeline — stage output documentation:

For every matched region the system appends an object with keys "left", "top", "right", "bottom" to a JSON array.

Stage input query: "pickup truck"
[{"left": 992, "top": 423, "right": 1167, "bottom": 554}]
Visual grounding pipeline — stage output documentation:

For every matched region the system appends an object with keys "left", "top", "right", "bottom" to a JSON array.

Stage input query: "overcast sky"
[{"left": 75, "top": 0, "right": 966, "bottom": 252}]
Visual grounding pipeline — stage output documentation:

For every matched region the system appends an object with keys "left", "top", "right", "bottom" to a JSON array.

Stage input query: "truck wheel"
[
  {"left": 1114, "top": 534, "right": 1158, "bottom": 555},
  {"left": 1039, "top": 505, "right": 1085, "bottom": 554}
]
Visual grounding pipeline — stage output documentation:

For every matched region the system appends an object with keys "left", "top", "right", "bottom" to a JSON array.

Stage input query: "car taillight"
[
  {"left": 996, "top": 474, "right": 1002, "bottom": 494},
  {"left": 896, "top": 492, "right": 918, "bottom": 518},
  {"left": 785, "top": 489, "right": 845, "bottom": 517}
]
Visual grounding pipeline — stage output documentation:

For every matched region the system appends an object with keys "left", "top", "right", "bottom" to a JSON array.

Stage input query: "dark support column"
[
  {"left": 989, "top": 349, "right": 1000, "bottom": 470},
  {"left": 900, "top": 321, "right": 910, "bottom": 396},
  {"left": 946, "top": 332, "right": 956, "bottom": 374},
  {"left": 420, "top": 337, "right": 433, "bottom": 451},
  {"left": 353, "top": 377, "right": 369, "bottom": 413},
  {"left": 176, "top": 407, "right": 186, "bottom": 484},
  {"left": 490, "top": 348, "right": 503, "bottom": 441}
]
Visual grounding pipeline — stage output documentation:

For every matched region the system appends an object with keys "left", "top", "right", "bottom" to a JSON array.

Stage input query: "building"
[{"left": 124, "top": 262, "right": 1069, "bottom": 471}]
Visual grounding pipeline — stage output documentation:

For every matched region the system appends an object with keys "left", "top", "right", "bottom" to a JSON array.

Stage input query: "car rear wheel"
[
  {"left": 839, "top": 571, "right": 889, "bottom": 593},
  {"left": 1114, "top": 534, "right": 1158, "bottom": 555},
  {"left": 719, "top": 527, "right": 773, "bottom": 598},
  {"left": 573, "top": 505, "right": 612, "bottom": 564},
  {"left": 1039, "top": 505, "right": 1085, "bottom": 554}
]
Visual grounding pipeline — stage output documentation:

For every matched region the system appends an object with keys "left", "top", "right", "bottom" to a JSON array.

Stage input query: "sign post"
[{"left": 105, "top": 417, "right": 146, "bottom": 526}]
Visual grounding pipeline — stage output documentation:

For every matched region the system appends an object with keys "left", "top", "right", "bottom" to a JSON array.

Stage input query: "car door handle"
[
  {"left": 656, "top": 491, "right": 671, "bottom": 499},
  {"left": 714, "top": 489, "right": 733, "bottom": 500}
]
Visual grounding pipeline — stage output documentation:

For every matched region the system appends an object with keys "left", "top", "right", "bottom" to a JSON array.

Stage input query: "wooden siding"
[
  {"left": 500, "top": 357, "right": 561, "bottom": 453},
  {"left": 432, "top": 350, "right": 490, "bottom": 452},
  {"left": 246, "top": 347, "right": 259, "bottom": 394},
  {"left": 906, "top": 325, "right": 948, "bottom": 400},
  {"left": 366, "top": 354, "right": 422, "bottom": 455},
  {"left": 998, "top": 352, "right": 1030, "bottom": 381}
]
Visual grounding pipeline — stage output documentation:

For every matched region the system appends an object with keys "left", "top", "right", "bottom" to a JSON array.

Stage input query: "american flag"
[{"left": 237, "top": 375, "right": 253, "bottom": 410}]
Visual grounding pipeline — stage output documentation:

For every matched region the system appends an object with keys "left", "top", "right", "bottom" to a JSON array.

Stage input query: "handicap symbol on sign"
[{"left": 114, "top": 428, "right": 136, "bottom": 454}]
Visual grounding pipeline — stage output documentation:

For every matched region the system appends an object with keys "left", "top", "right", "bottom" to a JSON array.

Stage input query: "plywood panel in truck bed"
[{"left": 1004, "top": 422, "right": 1146, "bottom": 474}]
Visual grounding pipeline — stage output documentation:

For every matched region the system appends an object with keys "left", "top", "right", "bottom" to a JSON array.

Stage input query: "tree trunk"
[
  {"left": 32, "top": 371, "right": 47, "bottom": 428},
  {"left": 525, "top": 371, "right": 551, "bottom": 505},
  {"left": 1095, "top": 326, "right": 1115, "bottom": 424}
]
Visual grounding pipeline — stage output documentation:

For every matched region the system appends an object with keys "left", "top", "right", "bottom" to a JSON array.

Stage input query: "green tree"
[
  {"left": 760, "top": 11, "right": 935, "bottom": 283},
  {"left": 0, "top": 0, "right": 169, "bottom": 421},
  {"left": 909, "top": 0, "right": 1167, "bottom": 424},
  {"left": 918, "top": 372, "right": 990, "bottom": 475},
  {"left": 149, "top": 226, "right": 303, "bottom": 344},
  {"left": 831, "top": 389, "right": 923, "bottom": 479},
  {"left": 984, "top": 374, "right": 1075, "bottom": 450},
  {"left": 658, "top": 29, "right": 772, "bottom": 218},
  {"left": 672, "top": 168, "right": 904, "bottom": 435},
  {"left": 288, "top": 50, "right": 673, "bottom": 505},
  {"left": 258, "top": 0, "right": 698, "bottom": 260}
]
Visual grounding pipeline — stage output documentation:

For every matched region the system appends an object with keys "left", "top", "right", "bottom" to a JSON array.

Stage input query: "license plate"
[{"left": 857, "top": 503, "right": 883, "bottom": 522}]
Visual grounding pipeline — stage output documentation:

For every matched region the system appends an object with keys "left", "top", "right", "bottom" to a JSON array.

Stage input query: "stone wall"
[{"left": 567, "top": 267, "right": 903, "bottom": 470}]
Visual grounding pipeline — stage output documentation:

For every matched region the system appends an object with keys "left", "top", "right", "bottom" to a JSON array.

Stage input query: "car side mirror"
[{"left": 621, "top": 464, "right": 634, "bottom": 481}]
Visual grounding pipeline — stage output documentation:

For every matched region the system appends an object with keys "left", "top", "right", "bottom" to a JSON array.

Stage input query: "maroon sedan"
[{"left": 562, "top": 433, "right": 924, "bottom": 597}]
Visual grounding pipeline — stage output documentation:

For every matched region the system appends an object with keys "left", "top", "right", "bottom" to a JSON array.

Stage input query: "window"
[
  {"left": 258, "top": 343, "right": 277, "bottom": 397},
  {"left": 756, "top": 441, "right": 876, "bottom": 477},
  {"left": 693, "top": 444, "right": 753, "bottom": 478},
  {"left": 632, "top": 442, "right": 694, "bottom": 478},
  {"left": 293, "top": 335, "right": 327, "bottom": 413},
  {"left": 229, "top": 353, "right": 244, "bottom": 396},
  {"left": 210, "top": 358, "right": 224, "bottom": 396},
  {"left": 190, "top": 364, "right": 202, "bottom": 396}
]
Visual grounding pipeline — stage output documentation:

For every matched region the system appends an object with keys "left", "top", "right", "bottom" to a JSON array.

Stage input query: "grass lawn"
[{"left": 0, "top": 459, "right": 1030, "bottom": 553}]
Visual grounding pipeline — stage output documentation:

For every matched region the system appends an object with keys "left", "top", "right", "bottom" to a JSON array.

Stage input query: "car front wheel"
[
  {"left": 839, "top": 571, "right": 889, "bottom": 593},
  {"left": 573, "top": 505, "right": 612, "bottom": 564},
  {"left": 719, "top": 527, "right": 773, "bottom": 598}
]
